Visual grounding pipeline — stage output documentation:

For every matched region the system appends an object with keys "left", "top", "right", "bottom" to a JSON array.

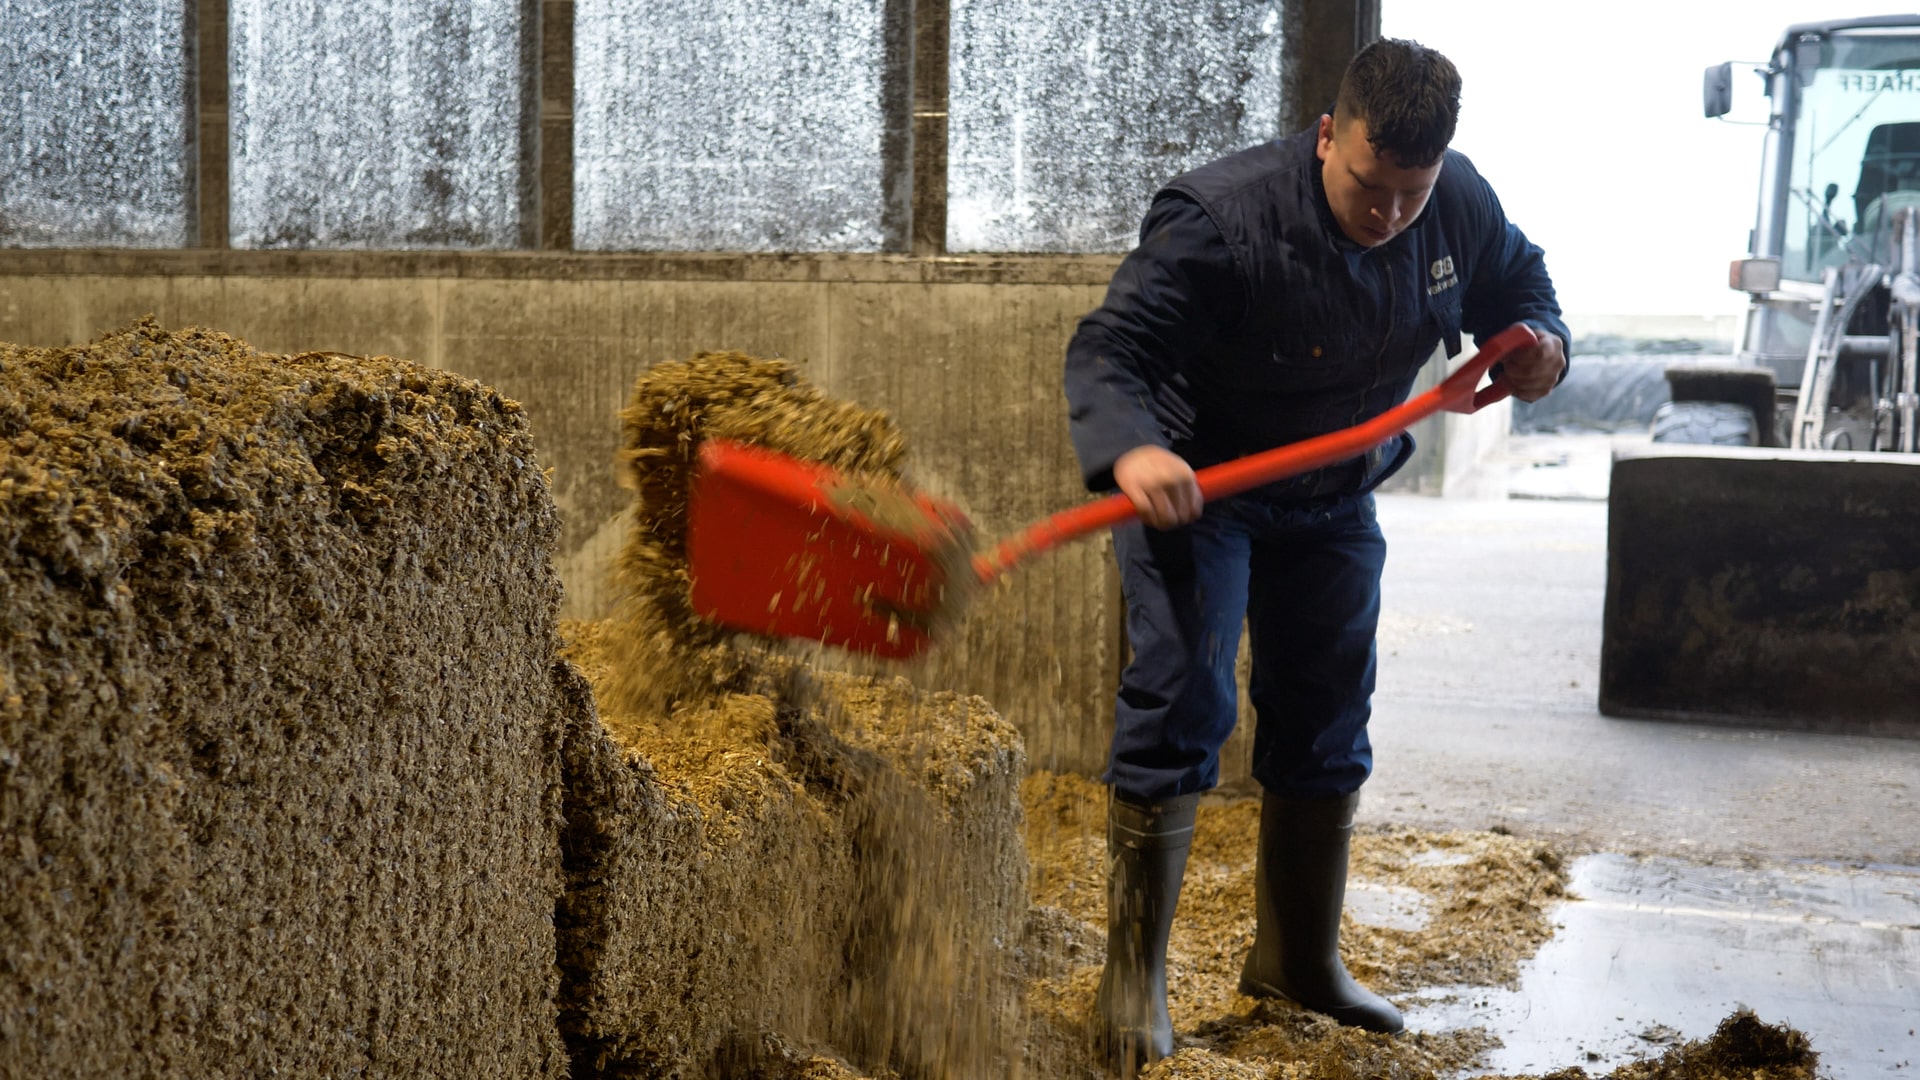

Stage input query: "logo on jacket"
[{"left": 1428, "top": 255, "right": 1458, "bottom": 296}]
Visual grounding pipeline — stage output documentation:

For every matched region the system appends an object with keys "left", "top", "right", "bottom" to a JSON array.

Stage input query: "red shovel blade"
[{"left": 686, "top": 440, "right": 974, "bottom": 659}]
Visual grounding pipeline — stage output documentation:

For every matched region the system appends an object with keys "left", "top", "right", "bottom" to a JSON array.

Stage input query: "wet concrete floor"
[
  {"left": 1397, "top": 854, "right": 1920, "bottom": 1075},
  {"left": 1362, "top": 438, "right": 1920, "bottom": 1076}
]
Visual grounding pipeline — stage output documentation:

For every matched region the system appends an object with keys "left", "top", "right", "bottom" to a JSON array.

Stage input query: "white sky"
[{"left": 1383, "top": 1, "right": 1898, "bottom": 318}]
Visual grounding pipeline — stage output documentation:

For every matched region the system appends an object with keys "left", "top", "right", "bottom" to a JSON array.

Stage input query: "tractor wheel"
[{"left": 1650, "top": 400, "right": 1757, "bottom": 446}]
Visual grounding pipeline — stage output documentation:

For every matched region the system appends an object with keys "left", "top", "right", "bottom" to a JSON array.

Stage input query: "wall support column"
[
  {"left": 192, "top": 0, "right": 229, "bottom": 248},
  {"left": 540, "top": 0, "right": 573, "bottom": 250},
  {"left": 910, "top": 0, "right": 949, "bottom": 256},
  {"left": 1281, "top": 0, "right": 1381, "bottom": 135}
]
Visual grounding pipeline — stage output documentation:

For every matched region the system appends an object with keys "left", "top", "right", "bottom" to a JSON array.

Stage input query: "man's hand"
[
  {"left": 1113, "top": 445, "right": 1203, "bottom": 529},
  {"left": 1499, "top": 332, "right": 1568, "bottom": 403}
]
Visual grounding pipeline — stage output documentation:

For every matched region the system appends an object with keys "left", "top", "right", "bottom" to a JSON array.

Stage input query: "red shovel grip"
[{"left": 1470, "top": 378, "right": 1513, "bottom": 412}]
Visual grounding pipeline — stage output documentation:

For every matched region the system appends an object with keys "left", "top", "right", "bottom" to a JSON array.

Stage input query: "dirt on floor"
[{"left": 1010, "top": 773, "right": 1819, "bottom": 1080}]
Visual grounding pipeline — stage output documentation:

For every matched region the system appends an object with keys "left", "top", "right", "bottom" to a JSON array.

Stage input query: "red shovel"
[{"left": 686, "top": 322, "right": 1537, "bottom": 659}]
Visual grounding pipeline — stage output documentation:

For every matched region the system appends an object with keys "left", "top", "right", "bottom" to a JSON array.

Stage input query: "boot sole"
[{"left": 1238, "top": 973, "right": 1404, "bottom": 1035}]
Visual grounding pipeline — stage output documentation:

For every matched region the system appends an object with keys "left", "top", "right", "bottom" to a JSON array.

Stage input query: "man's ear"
[{"left": 1316, "top": 114, "right": 1334, "bottom": 160}]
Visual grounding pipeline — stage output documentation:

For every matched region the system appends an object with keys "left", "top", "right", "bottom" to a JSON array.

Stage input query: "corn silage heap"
[
  {"left": 0, "top": 326, "right": 1030, "bottom": 1079},
  {"left": 556, "top": 351, "right": 1029, "bottom": 1077},
  {"left": 0, "top": 320, "right": 574, "bottom": 1077}
]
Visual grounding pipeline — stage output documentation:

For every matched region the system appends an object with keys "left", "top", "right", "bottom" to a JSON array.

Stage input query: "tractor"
[{"left": 1598, "top": 15, "right": 1920, "bottom": 736}]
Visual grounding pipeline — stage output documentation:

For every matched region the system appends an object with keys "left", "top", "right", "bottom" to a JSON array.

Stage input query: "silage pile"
[
  {"left": 553, "top": 350, "right": 1030, "bottom": 1078},
  {"left": 0, "top": 320, "right": 575, "bottom": 1078},
  {"left": 599, "top": 349, "right": 910, "bottom": 711}
]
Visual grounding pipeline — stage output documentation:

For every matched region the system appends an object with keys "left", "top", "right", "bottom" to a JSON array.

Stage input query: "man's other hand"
[
  {"left": 1113, "top": 445, "right": 1203, "bottom": 529},
  {"left": 1501, "top": 332, "right": 1567, "bottom": 403}
]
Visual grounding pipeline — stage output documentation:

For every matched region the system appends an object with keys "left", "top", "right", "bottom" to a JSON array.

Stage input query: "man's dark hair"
[{"left": 1333, "top": 38, "right": 1461, "bottom": 168}]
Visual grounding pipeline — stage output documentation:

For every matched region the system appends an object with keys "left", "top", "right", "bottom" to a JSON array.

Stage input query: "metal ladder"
[{"left": 1791, "top": 205, "right": 1920, "bottom": 452}]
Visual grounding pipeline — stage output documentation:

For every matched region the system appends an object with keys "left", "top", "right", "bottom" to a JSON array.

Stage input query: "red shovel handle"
[
  {"left": 975, "top": 323, "right": 1538, "bottom": 581},
  {"left": 1189, "top": 322, "right": 1533, "bottom": 501}
]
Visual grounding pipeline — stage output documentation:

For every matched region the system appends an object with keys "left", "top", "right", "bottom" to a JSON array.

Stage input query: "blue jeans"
[{"left": 1104, "top": 492, "right": 1386, "bottom": 800}]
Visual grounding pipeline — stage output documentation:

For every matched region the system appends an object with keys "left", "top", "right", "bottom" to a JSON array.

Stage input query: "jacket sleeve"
[
  {"left": 1458, "top": 175, "right": 1572, "bottom": 376},
  {"left": 1064, "top": 194, "right": 1244, "bottom": 492}
]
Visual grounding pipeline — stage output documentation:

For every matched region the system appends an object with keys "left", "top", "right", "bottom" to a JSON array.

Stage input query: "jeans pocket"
[{"left": 1355, "top": 492, "right": 1378, "bottom": 528}]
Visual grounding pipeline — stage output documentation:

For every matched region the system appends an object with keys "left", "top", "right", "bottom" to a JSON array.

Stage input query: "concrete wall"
[{"left": 0, "top": 250, "right": 1502, "bottom": 779}]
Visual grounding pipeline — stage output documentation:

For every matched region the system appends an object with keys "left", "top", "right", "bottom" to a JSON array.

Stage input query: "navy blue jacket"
[{"left": 1066, "top": 127, "right": 1570, "bottom": 498}]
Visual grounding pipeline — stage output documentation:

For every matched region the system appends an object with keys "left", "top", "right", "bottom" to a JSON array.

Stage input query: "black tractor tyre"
[{"left": 1649, "top": 400, "right": 1758, "bottom": 446}]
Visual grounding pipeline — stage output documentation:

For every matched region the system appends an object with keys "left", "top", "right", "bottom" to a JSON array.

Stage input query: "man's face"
[{"left": 1316, "top": 114, "right": 1443, "bottom": 248}]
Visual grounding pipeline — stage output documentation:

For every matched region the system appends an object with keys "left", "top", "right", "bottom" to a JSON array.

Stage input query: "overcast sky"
[{"left": 1382, "top": 1, "right": 1892, "bottom": 319}]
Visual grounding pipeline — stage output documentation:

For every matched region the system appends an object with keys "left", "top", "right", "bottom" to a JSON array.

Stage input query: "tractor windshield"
[{"left": 1782, "top": 28, "right": 1920, "bottom": 281}]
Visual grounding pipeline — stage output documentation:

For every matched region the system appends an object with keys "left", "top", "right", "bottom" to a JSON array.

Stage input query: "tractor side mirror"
[{"left": 1704, "top": 62, "right": 1734, "bottom": 118}]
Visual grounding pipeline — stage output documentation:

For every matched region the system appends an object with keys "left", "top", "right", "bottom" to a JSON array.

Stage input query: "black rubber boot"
[
  {"left": 1093, "top": 789, "right": 1199, "bottom": 1074},
  {"left": 1236, "top": 790, "right": 1403, "bottom": 1034}
]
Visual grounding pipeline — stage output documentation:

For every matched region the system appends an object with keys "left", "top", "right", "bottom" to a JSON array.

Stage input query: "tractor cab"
[{"left": 1701, "top": 16, "right": 1920, "bottom": 452}]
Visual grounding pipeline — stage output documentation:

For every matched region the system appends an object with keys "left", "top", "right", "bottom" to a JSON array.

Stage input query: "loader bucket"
[{"left": 1600, "top": 443, "right": 1920, "bottom": 737}]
